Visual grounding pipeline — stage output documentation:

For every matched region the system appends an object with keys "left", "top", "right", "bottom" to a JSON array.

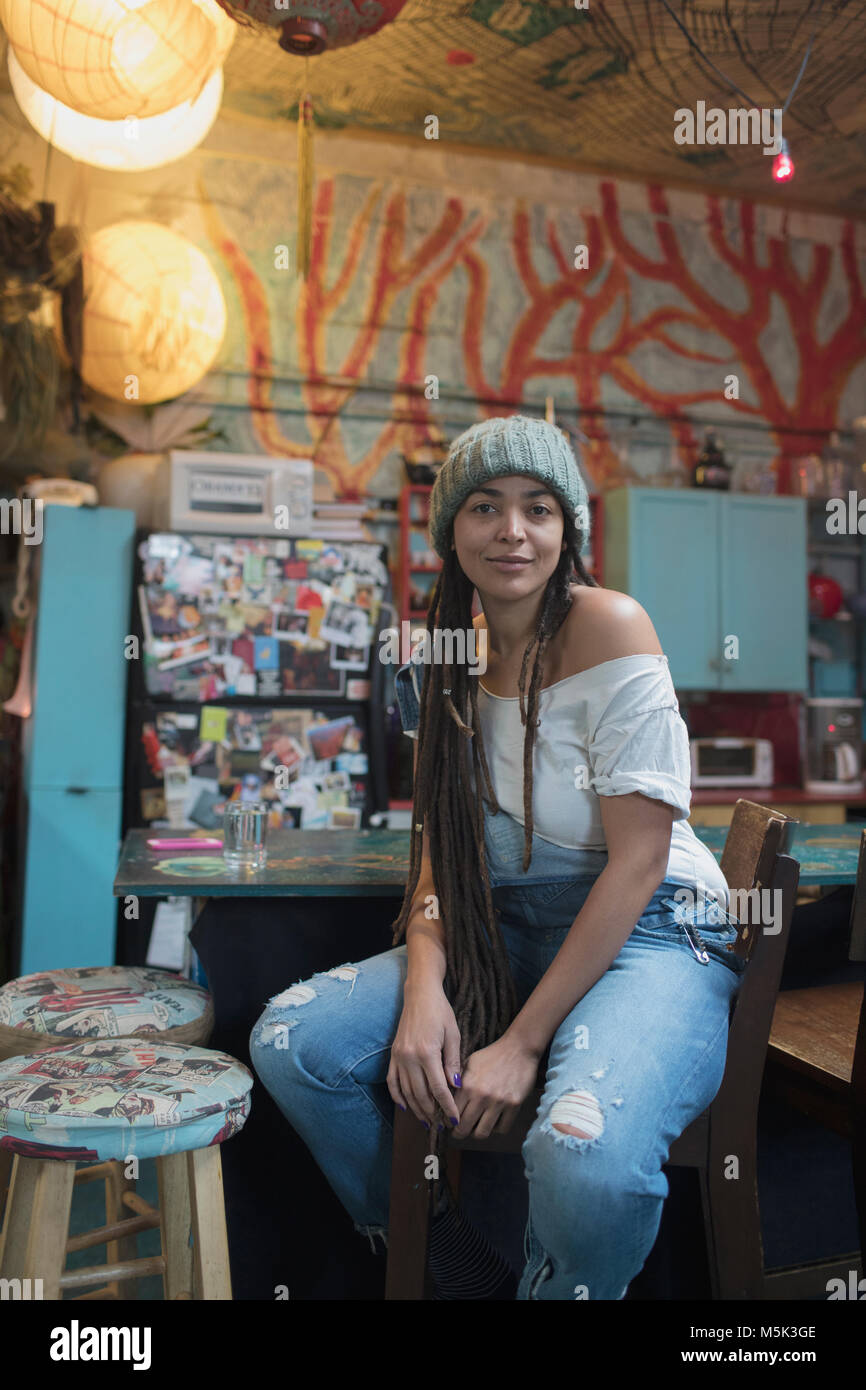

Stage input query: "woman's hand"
[
  {"left": 387, "top": 979, "right": 461, "bottom": 1128},
  {"left": 453, "top": 1035, "right": 541, "bottom": 1140}
]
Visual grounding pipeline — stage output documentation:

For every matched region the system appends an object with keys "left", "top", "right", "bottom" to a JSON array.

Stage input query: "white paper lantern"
[
  {"left": 81, "top": 222, "right": 227, "bottom": 404},
  {"left": 0, "top": 0, "right": 235, "bottom": 121},
  {"left": 8, "top": 48, "right": 224, "bottom": 171}
]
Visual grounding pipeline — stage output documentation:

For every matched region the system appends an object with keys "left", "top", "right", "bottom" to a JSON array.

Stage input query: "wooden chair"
[
  {"left": 762, "top": 826, "right": 866, "bottom": 1298},
  {"left": 385, "top": 798, "right": 799, "bottom": 1300}
]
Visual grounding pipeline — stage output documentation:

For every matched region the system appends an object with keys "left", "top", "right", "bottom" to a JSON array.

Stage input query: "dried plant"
[
  {"left": 84, "top": 399, "right": 228, "bottom": 458},
  {"left": 0, "top": 168, "right": 82, "bottom": 465}
]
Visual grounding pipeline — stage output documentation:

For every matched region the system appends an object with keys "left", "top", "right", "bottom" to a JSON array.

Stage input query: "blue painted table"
[
  {"left": 693, "top": 821, "right": 863, "bottom": 887},
  {"left": 113, "top": 827, "right": 409, "bottom": 1300}
]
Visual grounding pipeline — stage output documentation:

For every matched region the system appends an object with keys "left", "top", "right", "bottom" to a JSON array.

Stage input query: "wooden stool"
[
  {"left": 0, "top": 965, "right": 215, "bottom": 1060},
  {"left": 0, "top": 1038, "right": 251, "bottom": 1300},
  {"left": 0, "top": 964, "right": 214, "bottom": 1267}
]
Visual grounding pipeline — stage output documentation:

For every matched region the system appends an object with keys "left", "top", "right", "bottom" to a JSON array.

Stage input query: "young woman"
[{"left": 250, "top": 414, "right": 745, "bottom": 1301}]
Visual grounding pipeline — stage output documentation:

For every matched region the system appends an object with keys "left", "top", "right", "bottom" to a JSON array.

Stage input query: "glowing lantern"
[
  {"left": 8, "top": 48, "right": 224, "bottom": 172},
  {"left": 214, "top": 0, "right": 407, "bottom": 53},
  {"left": 79, "top": 222, "right": 227, "bottom": 404},
  {"left": 0, "top": 0, "right": 235, "bottom": 121}
]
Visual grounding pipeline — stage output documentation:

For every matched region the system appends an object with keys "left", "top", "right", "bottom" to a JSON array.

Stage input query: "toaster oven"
[{"left": 689, "top": 737, "right": 774, "bottom": 787}]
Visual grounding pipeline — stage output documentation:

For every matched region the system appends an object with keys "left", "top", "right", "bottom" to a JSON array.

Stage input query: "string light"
[
  {"left": 657, "top": 0, "right": 827, "bottom": 188},
  {"left": 772, "top": 138, "right": 795, "bottom": 184}
]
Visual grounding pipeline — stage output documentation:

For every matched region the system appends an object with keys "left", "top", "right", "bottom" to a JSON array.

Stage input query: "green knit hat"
[{"left": 429, "top": 414, "right": 591, "bottom": 560}]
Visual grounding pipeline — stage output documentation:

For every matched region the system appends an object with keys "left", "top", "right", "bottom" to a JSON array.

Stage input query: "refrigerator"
[
  {"left": 120, "top": 529, "right": 392, "bottom": 967},
  {"left": 17, "top": 506, "right": 136, "bottom": 975}
]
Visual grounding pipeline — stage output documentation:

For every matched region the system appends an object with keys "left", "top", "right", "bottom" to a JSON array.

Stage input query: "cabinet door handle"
[{"left": 65, "top": 786, "right": 89, "bottom": 795}]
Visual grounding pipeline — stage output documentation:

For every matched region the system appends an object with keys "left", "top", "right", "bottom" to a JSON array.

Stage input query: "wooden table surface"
[{"left": 114, "top": 821, "right": 863, "bottom": 898}]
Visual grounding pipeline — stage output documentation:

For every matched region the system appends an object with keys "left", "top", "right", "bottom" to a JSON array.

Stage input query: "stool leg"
[
  {"left": 105, "top": 1162, "right": 140, "bottom": 1300},
  {"left": 157, "top": 1153, "right": 195, "bottom": 1300},
  {"left": 0, "top": 1145, "right": 13, "bottom": 1229},
  {"left": 187, "top": 1146, "right": 232, "bottom": 1300},
  {"left": 0, "top": 1156, "right": 75, "bottom": 1299}
]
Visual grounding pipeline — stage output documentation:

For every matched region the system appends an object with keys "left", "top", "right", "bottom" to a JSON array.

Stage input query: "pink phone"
[{"left": 147, "top": 838, "right": 223, "bottom": 850}]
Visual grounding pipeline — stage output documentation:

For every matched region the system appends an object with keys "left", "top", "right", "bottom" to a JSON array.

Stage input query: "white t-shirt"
[{"left": 396, "top": 651, "right": 729, "bottom": 907}]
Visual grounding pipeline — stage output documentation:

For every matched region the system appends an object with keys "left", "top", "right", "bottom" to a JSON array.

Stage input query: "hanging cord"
[
  {"left": 10, "top": 488, "right": 34, "bottom": 621},
  {"left": 656, "top": 0, "right": 827, "bottom": 117},
  {"left": 297, "top": 55, "right": 314, "bottom": 279}
]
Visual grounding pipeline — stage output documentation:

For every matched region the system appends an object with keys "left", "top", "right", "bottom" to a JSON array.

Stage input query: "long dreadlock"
[{"left": 390, "top": 507, "right": 599, "bottom": 1072}]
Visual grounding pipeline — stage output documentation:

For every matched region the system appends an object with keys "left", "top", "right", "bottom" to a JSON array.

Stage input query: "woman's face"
[{"left": 452, "top": 473, "right": 565, "bottom": 599}]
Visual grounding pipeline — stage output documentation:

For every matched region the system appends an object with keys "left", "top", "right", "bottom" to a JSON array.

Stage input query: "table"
[
  {"left": 114, "top": 828, "right": 410, "bottom": 1300},
  {"left": 693, "top": 821, "right": 862, "bottom": 886},
  {"left": 114, "top": 827, "right": 411, "bottom": 898},
  {"left": 114, "top": 822, "right": 865, "bottom": 899}
]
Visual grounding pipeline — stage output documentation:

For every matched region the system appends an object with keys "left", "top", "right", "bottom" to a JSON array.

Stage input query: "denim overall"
[{"left": 249, "top": 791, "right": 744, "bottom": 1300}]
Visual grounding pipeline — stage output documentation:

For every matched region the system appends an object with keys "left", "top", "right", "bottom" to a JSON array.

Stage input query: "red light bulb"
[{"left": 772, "top": 138, "right": 794, "bottom": 183}]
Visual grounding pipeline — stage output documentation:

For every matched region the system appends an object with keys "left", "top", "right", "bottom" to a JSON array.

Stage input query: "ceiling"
[{"left": 214, "top": 0, "right": 866, "bottom": 216}]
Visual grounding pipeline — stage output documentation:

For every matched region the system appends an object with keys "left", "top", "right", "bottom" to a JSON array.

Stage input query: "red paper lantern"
[
  {"left": 808, "top": 572, "right": 844, "bottom": 621},
  {"left": 215, "top": 0, "right": 407, "bottom": 54}
]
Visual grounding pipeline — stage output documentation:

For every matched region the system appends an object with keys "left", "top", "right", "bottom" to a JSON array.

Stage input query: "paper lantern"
[
  {"left": 215, "top": 1, "right": 405, "bottom": 275},
  {"left": 214, "top": 0, "right": 406, "bottom": 54},
  {"left": 0, "top": 0, "right": 235, "bottom": 121},
  {"left": 80, "top": 222, "right": 227, "bottom": 404},
  {"left": 8, "top": 48, "right": 224, "bottom": 172}
]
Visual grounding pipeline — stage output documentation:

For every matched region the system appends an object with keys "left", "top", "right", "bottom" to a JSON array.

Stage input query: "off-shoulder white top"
[{"left": 395, "top": 652, "right": 729, "bottom": 905}]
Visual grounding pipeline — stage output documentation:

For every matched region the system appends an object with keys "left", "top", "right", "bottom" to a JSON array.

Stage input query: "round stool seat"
[
  {"left": 0, "top": 1040, "right": 252, "bottom": 1162},
  {"left": 0, "top": 966, "right": 213, "bottom": 1059}
]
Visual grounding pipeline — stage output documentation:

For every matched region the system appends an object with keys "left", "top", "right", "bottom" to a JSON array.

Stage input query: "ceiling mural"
[{"left": 215, "top": 0, "right": 866, "bottom": 215}]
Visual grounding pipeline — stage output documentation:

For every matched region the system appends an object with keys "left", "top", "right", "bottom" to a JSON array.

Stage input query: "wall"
[{"left": 4, "top": 93, "right": 866, "bottom": 498}]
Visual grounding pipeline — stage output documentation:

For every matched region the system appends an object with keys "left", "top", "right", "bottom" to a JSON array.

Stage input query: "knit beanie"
[{"left": 428, "top": 415, "right": 591, "bottom": 560}]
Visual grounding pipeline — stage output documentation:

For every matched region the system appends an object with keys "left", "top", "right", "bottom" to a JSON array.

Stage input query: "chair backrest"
[
  {"left": 715, "top": 799, "right": 800, "bottom": 1113},
  {"left": 847, "top": 829, "right": 866, "bottom": 966},
  {"left": 719, "top": 798, "right": 798, "bottom": 964},
  {"left": 846, "top": 831, "right": 866, "bottom": 1135}
]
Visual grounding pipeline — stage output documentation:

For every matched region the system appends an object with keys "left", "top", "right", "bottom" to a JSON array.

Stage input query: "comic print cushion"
[
  {"left": 0, "top": 966, "right": 211, "bottom": 1041},
  {"left": 0, "top": 1041, "right": 252, "bottom": 1162}
]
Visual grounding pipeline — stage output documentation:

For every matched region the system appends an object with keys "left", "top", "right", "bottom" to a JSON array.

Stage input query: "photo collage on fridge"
[{"left": 131, "top": 532, "right": 392, "bottom": 833}]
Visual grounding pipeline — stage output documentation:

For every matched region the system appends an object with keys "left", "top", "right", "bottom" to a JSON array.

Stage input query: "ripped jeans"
[{"left": 249, "top": 809, "right": 746, "bottom": 1300}]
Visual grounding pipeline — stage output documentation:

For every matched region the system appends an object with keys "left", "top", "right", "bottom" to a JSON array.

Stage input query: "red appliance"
[{"left": 684, "top": 692, "right": 803, "bottom": 786}]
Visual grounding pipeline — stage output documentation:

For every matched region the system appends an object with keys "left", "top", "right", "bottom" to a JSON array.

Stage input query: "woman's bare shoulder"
[{"left": 561, "top": 586, "right": 664, "bottom": 671}]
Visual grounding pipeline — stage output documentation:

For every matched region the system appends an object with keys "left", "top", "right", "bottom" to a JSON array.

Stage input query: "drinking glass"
[{"left": 223, "top": 801, "right": 268, "bottom": 869}]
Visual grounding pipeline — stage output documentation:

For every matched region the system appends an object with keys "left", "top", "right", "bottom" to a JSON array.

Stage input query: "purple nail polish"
[
  {"left": 437, "top": 1122, "right": 444, "bottom": 1131},
  {"left": 453, "top": 1073, "right": 462, "bottom": 1088},
  {"left": 450, "top": 1116, "right": 458, "bottom": 1126},
  {"left": 423, "top": 1120, "right": 430, "bottom": 1129},
  {"left": 398, "top": 1103, "right": 406, "bottom": 1111}
]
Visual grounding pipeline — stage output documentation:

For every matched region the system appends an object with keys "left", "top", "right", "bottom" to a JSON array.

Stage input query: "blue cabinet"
[
  {"left": 21, "top": 788, "right": 124, "bottom": 974},
  {"left": 18, "top": 506, "right": 135, "bottom": 976},
  {"left": 603, "top": 488, "right": 807, "bottom": 691}
]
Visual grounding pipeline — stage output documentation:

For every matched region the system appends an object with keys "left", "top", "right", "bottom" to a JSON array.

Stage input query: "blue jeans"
[{"left": 249, "top": 809, "right": 745, "bottom": 1300}]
